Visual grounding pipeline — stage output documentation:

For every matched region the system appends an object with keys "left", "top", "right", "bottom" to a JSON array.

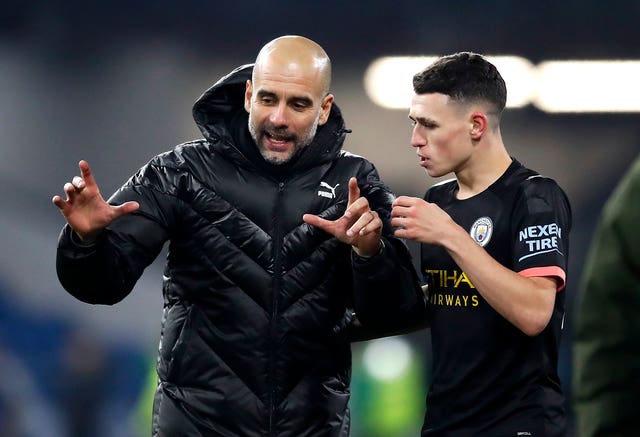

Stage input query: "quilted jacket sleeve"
[
  {"left": 347, "top": 160, "right": 428, "bottom": 338},
  {"left": 56, "top": 163, "right": 174, "bottom": 305}
]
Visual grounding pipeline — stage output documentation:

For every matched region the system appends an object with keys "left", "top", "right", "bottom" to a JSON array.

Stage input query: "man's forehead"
[
  {"left": 256, "top": 68, "right": 317, "bottom": 84},
  {"left": 253, "top": 53, "right": 327, "bottom": 94},
  {"left": 252, "top": 72, "right": 322, "bottom": 100},
  {"left": 410, "top": 92, "right": 466, "bottom": 115}
]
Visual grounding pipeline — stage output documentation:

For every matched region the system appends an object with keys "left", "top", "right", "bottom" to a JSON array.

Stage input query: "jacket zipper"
[{"left": 268, "top": 180, "right": 286, "bottom": 436}]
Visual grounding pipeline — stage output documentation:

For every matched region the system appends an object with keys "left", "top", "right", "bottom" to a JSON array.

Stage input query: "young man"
[
  {"left": 52, "top": 35, "right": 420, "bottom": 436},
  {"left": 394, "top": 52, "right": 571, "bottom": 436},
  {"left": 307, "top": 52, "right": 572, "bottom": 436}
]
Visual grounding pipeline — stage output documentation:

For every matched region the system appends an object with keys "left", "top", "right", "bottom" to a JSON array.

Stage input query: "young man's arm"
[{"left": 392, "top": 182, "right": 570, "bottom": 336}]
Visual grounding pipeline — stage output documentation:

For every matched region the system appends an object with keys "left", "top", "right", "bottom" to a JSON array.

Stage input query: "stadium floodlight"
[
  {"left": 364, "top": 56, "right": 437, "bottom": 110},
  {"left": 364, "top": 55, "right": 535, "bottom": 110},
  {"left": 534, "top": 60, "right": 640, "bottom": 112},
  {"left": 365, "top": 56, "right": 640, "bottom": 113}
]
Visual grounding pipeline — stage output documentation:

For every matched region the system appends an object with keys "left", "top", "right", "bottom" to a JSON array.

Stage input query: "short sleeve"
[{"left": 511, "top": 176, "right": 572, "bottom": 291}]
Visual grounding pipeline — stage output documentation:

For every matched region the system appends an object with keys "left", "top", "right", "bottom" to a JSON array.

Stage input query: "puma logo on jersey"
[{"left": 318, "top": 182, "right": 339, "bottom": 199}]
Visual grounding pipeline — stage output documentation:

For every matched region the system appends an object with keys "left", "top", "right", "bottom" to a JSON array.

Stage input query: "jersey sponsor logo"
[
  {"left": 425, "top": 269, "right": 481, "bottom": 307},
  {"left": 318, "top": 181, "right": 339, "bottom": 199},
  {"left": 428, "top": 291, "right": 480, "bottom": 307},
  {"left": 425, "top": 269, "right": 475, "bottom": 289},
  {"left": 517, "top": 222, "right": 564, "bottom": 261},
  {"left": 469, "top": 216, "right": 493, "bottom": 247}
]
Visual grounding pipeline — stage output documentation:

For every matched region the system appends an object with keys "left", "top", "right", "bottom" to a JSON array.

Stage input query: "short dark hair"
[{"left": 413, "top": 52, "right": 507, "bottom": 117}]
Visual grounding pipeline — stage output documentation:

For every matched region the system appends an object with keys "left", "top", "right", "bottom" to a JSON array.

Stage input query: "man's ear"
[
  {"left": 469, "top": 111, "right": 488, "bottom": 140},
  {"left": 244, "top": 80, "right": 253, "bottom": 113},
  {"left": 318, "top": 94, "right": 334, "bottom": 125}
]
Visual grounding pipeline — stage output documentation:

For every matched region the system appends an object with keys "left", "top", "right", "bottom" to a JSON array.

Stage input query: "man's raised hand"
[
  {"left": 52, "top": 160, "right": 139, "bottom": 242},
  {"left": 303, "top": 177, "right": 382, "bottom": 257}
]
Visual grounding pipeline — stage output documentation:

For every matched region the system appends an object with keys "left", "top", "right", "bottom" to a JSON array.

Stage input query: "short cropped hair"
[{"left": 413, "top": 52, "right": 507, "bottom": 118}]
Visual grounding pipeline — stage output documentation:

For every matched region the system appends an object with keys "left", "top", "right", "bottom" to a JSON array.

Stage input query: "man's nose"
[
  {"left": 269, "top": 103, "right": 288, "bottom": 126},
  {"left": 411, "top": 125, "right": 425, "bottom": 148}
]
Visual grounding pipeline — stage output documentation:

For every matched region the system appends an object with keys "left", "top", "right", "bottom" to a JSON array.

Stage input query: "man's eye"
[
  {"left": 417, "top": 121, "right": 436, "bottom": 129},
  {"left": 292, "top": 101, "right": 310, "bottom": 110}
]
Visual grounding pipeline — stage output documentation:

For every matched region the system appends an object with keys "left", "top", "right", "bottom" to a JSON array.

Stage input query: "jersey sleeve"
[{"left": 511, "top": 176, "right": 572, "bottom": 291}]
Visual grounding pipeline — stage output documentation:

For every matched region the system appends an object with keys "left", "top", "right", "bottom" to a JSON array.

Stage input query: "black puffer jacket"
[{"left": 56, "top": 64, "right": 422, "bottom": 436}]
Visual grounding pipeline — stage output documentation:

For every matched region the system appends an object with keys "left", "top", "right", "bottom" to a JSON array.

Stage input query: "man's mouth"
[
  {"left": 267, "top": 134, "right": 289, "bottom": 141},
  {"left": 418, "top": 154, "right": 430, "bottom": 167},
  {"left": 263, "top": 131, "right": 293, "bottom": 149}
]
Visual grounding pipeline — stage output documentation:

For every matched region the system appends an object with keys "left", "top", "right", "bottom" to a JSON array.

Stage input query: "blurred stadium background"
[{"left": 1, "top": 1, "right": 639, "bottom": 435}]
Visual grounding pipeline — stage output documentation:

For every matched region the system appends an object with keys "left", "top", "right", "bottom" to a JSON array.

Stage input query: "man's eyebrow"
[
  {"left": 409, "top": 114, "right": 429, "bottom": 122},
  {"left": 256, "top": 89, "right": 277, "bottom": 99}
]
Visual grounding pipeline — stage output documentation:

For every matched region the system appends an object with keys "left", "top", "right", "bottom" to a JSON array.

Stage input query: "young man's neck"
[{"left": 455, "top": 145, "right": 512, "bottom": 199}]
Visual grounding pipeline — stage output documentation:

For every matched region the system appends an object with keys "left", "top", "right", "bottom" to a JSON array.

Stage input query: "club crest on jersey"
[{"left": 469, "top": 217, "right": 493, "bottom": 247}]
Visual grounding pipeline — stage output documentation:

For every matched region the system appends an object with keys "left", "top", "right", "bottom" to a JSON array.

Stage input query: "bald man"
[{"left": 53, "top": 35, "right": 423, "bottom": 436}]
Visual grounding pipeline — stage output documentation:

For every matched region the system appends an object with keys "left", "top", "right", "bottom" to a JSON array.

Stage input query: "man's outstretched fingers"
[
  {"left": 72, "top": 176, "right": 85, "bottom": 190},
  {"left": 302, "top": 213, "right": 328, "bottom": 231},
  {"left": 78, "top": 160, "right": 97, "bottom": 187},
  {"left": 113, "top": 201, "right": 140, "bottom": 218},
  {"left": 63, "top": 182, "right": 76, "bottom": 199},
  {"left": 52, "top": 195, "right": 67, "bottom": 212},
  {"left": 359, "top": 210, "right": 380, "bottom": 235},
  {"left": 345, "top": 177, "right": 360, "bottom": 216}
]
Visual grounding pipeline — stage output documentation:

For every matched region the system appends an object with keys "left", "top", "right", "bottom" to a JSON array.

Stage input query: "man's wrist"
[
  {"left": 352, "top": 239, "right": 385, "bottom": 259},
  {"left": 70, "top": 230, "right": 101, "bottom": 247}
]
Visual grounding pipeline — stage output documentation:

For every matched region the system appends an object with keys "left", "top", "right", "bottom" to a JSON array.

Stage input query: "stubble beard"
[{"left": 248, "top": 112, "right": 321, "bottom": 165}]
